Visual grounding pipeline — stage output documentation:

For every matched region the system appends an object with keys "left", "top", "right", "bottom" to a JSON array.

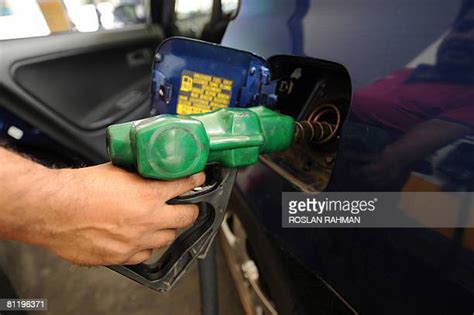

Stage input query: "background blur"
[{"left": 0, "top": 0, "right": 238, "bottom": 41}]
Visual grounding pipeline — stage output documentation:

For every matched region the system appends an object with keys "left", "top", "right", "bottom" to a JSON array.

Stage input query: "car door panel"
[{"left": 0, "top": 26, "right": 164, "bottom": 163}]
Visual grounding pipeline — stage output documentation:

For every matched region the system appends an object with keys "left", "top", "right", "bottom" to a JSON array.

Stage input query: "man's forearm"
[{"left": 0, "top": 147, "right": 57, "bottom": 244}]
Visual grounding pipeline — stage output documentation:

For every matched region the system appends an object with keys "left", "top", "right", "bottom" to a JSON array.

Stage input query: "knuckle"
[
  {"left": 137, "top": 250, "right": 152, "bottom": 263},
  {"left": 112, "top": 245, "right": 136, "bottom": 263},
  {"left": 154, "top": 187, "right": 168, "bottom": 202},
  {"left": 138, "top": 182, "right": 165, "bottom": 203},
  {"left": 129, "top": 251, "right": 152, "bottom": 265}
]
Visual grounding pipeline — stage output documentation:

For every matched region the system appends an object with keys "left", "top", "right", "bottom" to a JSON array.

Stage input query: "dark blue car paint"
[{"left": 224, "top": 0, "right": 474, "bottom": 313}]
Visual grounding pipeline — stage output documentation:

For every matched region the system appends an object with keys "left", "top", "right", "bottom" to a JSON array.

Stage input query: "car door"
[{"left": 0, "top": 0, "right": 165, "bottom": 165}]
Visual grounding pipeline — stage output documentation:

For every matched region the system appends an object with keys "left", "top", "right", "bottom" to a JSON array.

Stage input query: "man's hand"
[{"left": 0, "top": 148, "right": 205, "bottom": 266}]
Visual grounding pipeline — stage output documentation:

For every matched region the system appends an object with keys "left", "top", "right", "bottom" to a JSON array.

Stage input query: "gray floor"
[{"left": 0, "top": 240, "right": 243, "bottom": 315}]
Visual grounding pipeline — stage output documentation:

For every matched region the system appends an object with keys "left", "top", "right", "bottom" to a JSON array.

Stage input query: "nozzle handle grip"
[
  {"left": 107, "top": 168, "right": 237, "bottom": 292},
  {"left": 107, "top": 106, "right": 295, "bottom": 180}
]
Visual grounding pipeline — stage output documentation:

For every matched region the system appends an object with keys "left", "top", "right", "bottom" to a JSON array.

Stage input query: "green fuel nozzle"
[
  {"left": 106, "top": 106, "right": 295, "bottom": 180},
  {"left": 106, "top": 106, "right": 297, "bottom": 293},
  {"left": 105, "top": 105, "right": 342, "bottom": 293}
]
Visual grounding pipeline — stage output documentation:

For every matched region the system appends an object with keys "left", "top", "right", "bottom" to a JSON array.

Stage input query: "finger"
[
  {"left": 144, "top": 229, "right": 177, "bottom": 249},
  {"left": 155, "top": 204, "right": 199, "bottom": 229},
  {"left": 123, "top": 249, "right": 153, "bottom": 265},
  {"left": 157, "top": 172, "right": 206, "bottom": 200}
]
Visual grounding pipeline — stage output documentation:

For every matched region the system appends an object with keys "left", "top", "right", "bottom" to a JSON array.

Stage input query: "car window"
[
  {"left": 174, "top": 0, "right": 239, "bottom": 39},
  {"left": 222, "top": 0, "right": 239, "bottom": 15},
  {"left": 0, "top": 0, "right": 147, "bottom": 41}
]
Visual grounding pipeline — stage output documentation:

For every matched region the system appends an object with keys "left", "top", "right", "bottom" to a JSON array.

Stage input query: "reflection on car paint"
[{"left": 229, "top": 0, "right": 474, "bottom": 313}]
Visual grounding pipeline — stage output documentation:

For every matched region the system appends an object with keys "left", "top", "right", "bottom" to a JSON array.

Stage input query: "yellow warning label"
[{"left": 177, "top": 70, "right": 233, "bottom": 114}]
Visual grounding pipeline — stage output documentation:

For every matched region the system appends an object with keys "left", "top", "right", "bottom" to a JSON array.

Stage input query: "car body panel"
[{"left": 224, "top": 0, "right": 474, "bottom": 313}]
